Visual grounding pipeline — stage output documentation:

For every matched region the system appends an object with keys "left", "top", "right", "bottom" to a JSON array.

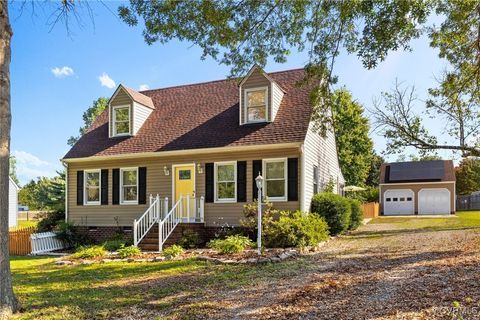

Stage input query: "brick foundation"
[{"left": 77, "top": 226, "right": 133, "bottom": 244}]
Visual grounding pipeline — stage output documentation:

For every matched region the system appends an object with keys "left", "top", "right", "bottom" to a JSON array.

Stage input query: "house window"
[
  {"left": 386, "top": 198, "right": 391, "bottom": 202},
  {"left": 313, "top": 165, "right": 319, "bottom": 194},
  {"left": 407, "top": 197, "right": 412, "bottom": 201},
  {"left": 215, "top": 162, "right": 236, "bottom": 202},
  {"left": 245, "top": 87, "right": 267, "bottom": 122},
  {"left": 121, "top": 168, "right": 138, "bottom": 204},
  {"left": 263, "top": 158, "right": 287, "bottom": 201},
  {"left": 84, "top": 170, "right": 101, "bottom": 205},
  {"left": 113, "top": 106, "right": 130, "bottom": 136}
]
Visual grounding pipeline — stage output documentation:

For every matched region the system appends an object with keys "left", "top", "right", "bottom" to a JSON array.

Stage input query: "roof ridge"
[{"left": 139, "top": 67, "right": 305, "bottom": 94}]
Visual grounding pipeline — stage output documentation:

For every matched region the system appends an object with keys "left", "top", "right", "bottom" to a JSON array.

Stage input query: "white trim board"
[{"left": 380, "top": 181, "right": 455, "bottom": 186}]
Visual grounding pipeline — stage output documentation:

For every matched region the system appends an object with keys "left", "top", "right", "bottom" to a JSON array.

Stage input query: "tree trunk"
[{"left": 0, "top": 1, "right": 17, "bottom": 318}]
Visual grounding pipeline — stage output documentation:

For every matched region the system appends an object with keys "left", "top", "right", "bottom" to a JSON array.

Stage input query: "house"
[
  {"left": 62, "top": 66, "right": 344, "bottom": 250},
  {"left": 379, "top": 160, "right": 455, "bottom": 215},
  {"left": 9, "top": 177, "right": 19, "bottom": 228}
]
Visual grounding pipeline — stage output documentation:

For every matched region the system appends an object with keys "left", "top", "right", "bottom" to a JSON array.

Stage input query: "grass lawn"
[{"left": 10, "top": 211, "right": 480, "bottom": 319}]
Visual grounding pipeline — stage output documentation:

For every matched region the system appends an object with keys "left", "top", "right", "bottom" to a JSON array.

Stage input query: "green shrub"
[
  {"left": 264, "top": 211, "right": 329, "bottom": 248},
  {"left": 117, "top": 245, "right": 141, "bottom": 258},
  {"left": 37, "top": 210, "right": 65, "bottom": 232},
  {"left": 162, "top": 244, "right": 184, "bottom": 257},
  {"left": 71, "top": 245, "right": 107, "bottom": 259},
  {"left": 207, "top": 235, "right": 254, "bottom": 254},
  {"left": 356, "top": 186, "right": 379, "bottom": 203},
  {"left": 177, "top": 230, "right": 201, "bottom": 249},
  {"left": 54, "top": 221, "right": 88, "bottom": 249},
  {"left": 103, "top": 239, "right": 127, "bottom": 251},
  {"left": 349, "top": 199, "right": 364, "bottom": 230},
  {"left": 311, "top": 192, "right": 352, "bottom": 235},
  {"left": 240, "top": 200, "right": 278, "bottom": 238}
]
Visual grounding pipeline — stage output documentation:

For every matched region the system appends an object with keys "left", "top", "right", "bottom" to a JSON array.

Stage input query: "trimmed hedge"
[
  {"left": 264, "top": 210, "right": 329, "bottom": 249},
  {"left": 311, "top": 193, "right": 352, "bottom": 235},
  {"left": 348, "top": 199, "right": 364, "bottom": 230}
]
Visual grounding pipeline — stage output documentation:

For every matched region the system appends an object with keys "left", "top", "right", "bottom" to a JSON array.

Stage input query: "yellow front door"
[{"left": 174, "top": 165, "right": 195, "bottom": 221}]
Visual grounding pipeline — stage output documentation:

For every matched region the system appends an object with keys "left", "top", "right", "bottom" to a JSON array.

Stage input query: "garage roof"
[{"left": 380, "top": 160, "right": 455, "bottom": 183}]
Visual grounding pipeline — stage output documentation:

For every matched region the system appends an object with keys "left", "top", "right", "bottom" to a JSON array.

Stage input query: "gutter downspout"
[
  {"left": 300, "top": 144, "right": 306, "bottom": 212},
  {"left": 62, "top": 161, "right": 68, "bottom": 222}
]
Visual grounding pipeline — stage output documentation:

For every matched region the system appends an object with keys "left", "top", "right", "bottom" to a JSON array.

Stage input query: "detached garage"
[{"left": 379, "top": 160, "right": 455, "bottom": 216}]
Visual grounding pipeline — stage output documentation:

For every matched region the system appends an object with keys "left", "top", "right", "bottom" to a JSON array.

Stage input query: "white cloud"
[
  {"left": 98, "top": 72, "right": 116, "bottom": 89},
  {"left": 11, "top": 150, "right": 57, "bottom": 185},
  {"left": 51, "top": 66, "right": 74, "bottom": 78},
  {"left": 139, "top": 84, "right": 150, "bottom": 91}
]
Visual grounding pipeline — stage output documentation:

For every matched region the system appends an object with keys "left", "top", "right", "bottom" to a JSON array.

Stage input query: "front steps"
[{"left": 138, "top": 223, "right": 207, "bottom": 251}]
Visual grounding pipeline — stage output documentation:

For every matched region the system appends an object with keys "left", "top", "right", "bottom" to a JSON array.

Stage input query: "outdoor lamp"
[
  {"left": 163, "top": 166, "right": 170, "bottom": 176},
  {"left": 197, "top": 163, "right": 204, "bottom": 174},
  {"left": 255, "top": 173, "right": 264, "bottom": 255}
]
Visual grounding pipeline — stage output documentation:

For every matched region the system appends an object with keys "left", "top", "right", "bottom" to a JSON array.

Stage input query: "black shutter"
[
  {"left": 112, "top": 168, "right": 120, "bottom": 205},
  {"left": 252, "top": 160, "right": 262, "bottom": 201},
  {"left": 288, "top": 158, "right": 298, "bottom": 201},
  {"left": 139, "top": 167, "right": 147, "bottom": 205},
  {"left": 101, "top": 169, "right": 108, "bottom": 205},
  {"left": 237, "top": 161, "right": 247, "bottom": 202},
  {"left": 76, "top": 171, "right": 84, "bottom": 206},
  {"left": 205, "top": 163, "right": 214, "bottom": 203}
]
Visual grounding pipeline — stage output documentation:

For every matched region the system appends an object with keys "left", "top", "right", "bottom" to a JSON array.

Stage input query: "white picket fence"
[{"left": 30, "top": 232, "right": 65, "bottom": 255}]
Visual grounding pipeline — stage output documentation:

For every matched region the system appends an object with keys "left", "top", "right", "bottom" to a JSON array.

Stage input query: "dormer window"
[
  {"left": 113, "top": 106, "right": 130, "bottom": 136},
  {"left": 245, "top": 87, "right": 267, "bottom": 123}
]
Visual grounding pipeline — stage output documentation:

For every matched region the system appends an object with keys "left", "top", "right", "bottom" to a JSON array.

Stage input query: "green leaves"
[{"left": 68, "top": 97, "right": 108, "bottom": 147}]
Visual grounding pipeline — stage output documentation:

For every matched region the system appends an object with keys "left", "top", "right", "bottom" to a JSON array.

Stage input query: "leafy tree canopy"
[
  {"left": 18, "top": 171, "right": 65, "bottom": 211},
  {"left": 8, "top": 156, "right": 19, "bottom": 186},
  {"left": 68, "top": 97, "right": 108, "bottom": 146},
  {"left": 455, "top": 158, "right": 480, "bottom": 196},
  {"left": 365, "top": 152, "right": 384, "bottom": 187},
  {"left": 332, "top": 88, "right": 374, "bottom": 186}
]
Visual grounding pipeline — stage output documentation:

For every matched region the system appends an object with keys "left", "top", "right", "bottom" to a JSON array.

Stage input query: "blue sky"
[{"left": 9, "top": 1, "right": 450, "bottom": 185}]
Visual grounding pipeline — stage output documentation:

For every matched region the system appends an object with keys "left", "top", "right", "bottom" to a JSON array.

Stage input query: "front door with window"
[{"left": 174, "top": 165, "right": 195, "bottom": 221}]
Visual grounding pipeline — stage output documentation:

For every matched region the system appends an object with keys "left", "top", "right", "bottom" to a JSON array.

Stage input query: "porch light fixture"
[
  {"left": 163, "top": 166, "right": 170, "bottom": 176},
  {"left": 197, "top": 163, "right": 204, "bottom": 174},
  {"left": 255, "top": 173, "right": 264, "bottom": 255}
]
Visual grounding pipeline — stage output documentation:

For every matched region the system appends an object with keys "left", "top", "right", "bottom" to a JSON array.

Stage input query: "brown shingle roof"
[
  {"left": 121, "top": 85, "right": 155, "bottom": 109},
  {"left": 63, "top": 68, "right": 311, "bottom": 159},
  {"left": 380, "top": 160, "right": 456, "bottom": 184}
]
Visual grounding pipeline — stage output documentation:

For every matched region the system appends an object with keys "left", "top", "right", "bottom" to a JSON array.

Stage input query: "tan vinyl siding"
[
  {"left": 303, "top": 121, "right": 345, "bottom": 211},
  {"left": 271, "top": 82, "right": 284, "bottom": 121},
  {"left": 379, "top": 183, "right": 455, "bottom": 214},
  {"left": 109, "top": 89, "right": 133, "bottom": 137},
  {"left": 240, "top": 69, "right": 272, "bottom": 124},
  {"left": 67, "top": 147, "right": 301, "bottom": 227},
  {"left": 133, "top": 102, "right": 153, "bottom": 135}
]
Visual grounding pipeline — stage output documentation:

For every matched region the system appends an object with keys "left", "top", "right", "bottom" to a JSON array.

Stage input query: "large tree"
[
  {"left": 68, "top": 97, "right": 108, "bottom": 146},
  {"left": 374, "top": 1, "right": 480, "bottom": 157},
  {"left": 456, "top": 158, "right": 480, "bottom": 195},
  {"left": 332, "top": 88, "right": 374, "bottom": 186}
]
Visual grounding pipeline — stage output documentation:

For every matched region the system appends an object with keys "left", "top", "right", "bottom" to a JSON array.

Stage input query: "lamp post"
[{"left": 255, "top": 173, "right": 264, "bottom": 256}]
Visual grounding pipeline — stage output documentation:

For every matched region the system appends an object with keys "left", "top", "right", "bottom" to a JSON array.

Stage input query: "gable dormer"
[
  {"left": 109, "top": 85, "right": 155, "bottom": 138},
  {"left": 239, "top": 65, "right": 285, "bottom": 125}
]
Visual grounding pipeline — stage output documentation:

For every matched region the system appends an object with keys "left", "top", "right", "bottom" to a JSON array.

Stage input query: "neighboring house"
[
  {"left": 379, "top": 160, "right": 455, "bottom": 215},
  {"left": 62, "top": 66, "right": 345, "bottom": 250},
  {"left": 9, "top": 177, "right": 19, "bottom": 228}
]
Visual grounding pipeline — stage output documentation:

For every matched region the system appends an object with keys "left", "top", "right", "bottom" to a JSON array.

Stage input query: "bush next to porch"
[
  {"left": 311, "top": 192, "right": 352, "bottom": 235},
  {"left": 349, "top": 199, "right": 364, "bottom": 230},
  {"left": 264, "top": 211, "right": 329, "bottom": 249}
]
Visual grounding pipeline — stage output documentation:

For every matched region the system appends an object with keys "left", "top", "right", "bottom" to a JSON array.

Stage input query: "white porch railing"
[
  {"left": 30, "top": 232, "right": 65, "bottom": 255},
  {"left": 159, "top": 196, "right": 183, "bottom": 251},
  {"left": 134, "top": 195, "right": 168, "bottom": 246}
]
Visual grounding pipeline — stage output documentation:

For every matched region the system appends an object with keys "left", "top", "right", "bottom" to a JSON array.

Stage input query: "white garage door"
[
  {"left": 384, "top": 189, "right": 414, "bottom": 215},
  {"left": 418, "top": 188, "right": 450, "bottom": 215}
]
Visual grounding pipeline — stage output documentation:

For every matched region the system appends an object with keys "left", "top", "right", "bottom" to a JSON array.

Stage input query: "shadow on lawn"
[{"left": 352, "top": 225, "right": 480, "bottom": 239}]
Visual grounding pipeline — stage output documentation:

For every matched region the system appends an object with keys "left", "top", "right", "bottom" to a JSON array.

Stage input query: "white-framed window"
[
  {"left": 245, "top": 87, "right": 267, "bottom": 123},
  {"left": 120, "top": 167, "right": 138, "bottom": 204},
  {"left": 313, "top": 165, "right": 318, "bottom": 194},
  {"left": 113, "top": 105, "right": 131, "bottom": 136},
  {"left": 263, "top": 158, "right": 287, "bottom": 201},
  {"left": 214, "top": 161, "right": 237, "bottom": 203},
  {"left": 84, "top": 169, "right": 101, "bottom": 205}
]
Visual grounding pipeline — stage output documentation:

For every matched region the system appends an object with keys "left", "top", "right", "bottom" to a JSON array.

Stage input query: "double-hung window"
[
  {"left": 263, "top": 158, "right": 287, "bottom": 201},
  {"left": 85, "top": 170, "right": 101, "bottom": 205},
  {"left": 245, "top": 87, "right": 267, "bottom": 123},
  {"left": 121, "top": 168, "right": 138, "bottom": 204},
  {"left": 113, "top": 106, "right": 131, "bottom": 136},
  {"left": 215, "top": 162, "right": 236, "bottom": 202}
]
